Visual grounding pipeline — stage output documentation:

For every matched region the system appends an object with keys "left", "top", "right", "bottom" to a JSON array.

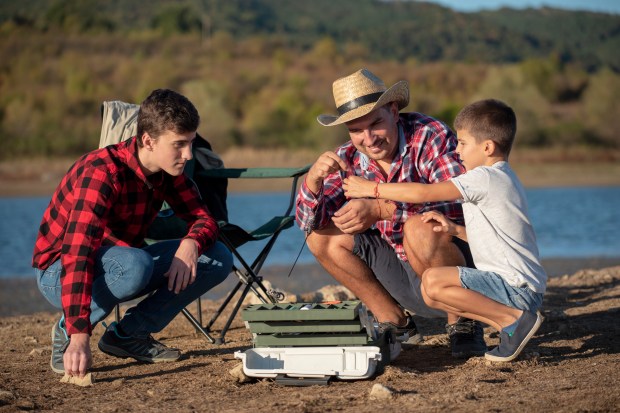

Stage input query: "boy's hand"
[
  {"left": 421, "top": 210, "right": 459, "bottom": 236},
  {"left": 343, "top": 176, "right": 376, "bottom": 199},
  {"left": 165, "top": 238, "right": 199, "bottom": 294},
  {"left": 63, "top": 333, "right": 92, "bottom": 378}
]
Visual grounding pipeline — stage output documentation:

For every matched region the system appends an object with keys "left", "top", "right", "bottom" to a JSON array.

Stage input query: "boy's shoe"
[
  {"left": 51, "top": 316, "right": 70, "bottom": 374},
  {"left": 98, "top": 322, "right": 181, "bottom": 363},
  {"left": 378, "top": 316, "right": 423, "bottom": 343},
  {"left": 485, "top": 311, "right": 543, "bottom": 362},
  {"left": 446, "top": 317, "right": 487, "bottom": 358}
]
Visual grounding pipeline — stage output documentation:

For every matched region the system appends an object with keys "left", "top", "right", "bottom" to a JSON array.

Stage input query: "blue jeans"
[{"left": 35, "top": 240, "right": 232, "bottom": 337}]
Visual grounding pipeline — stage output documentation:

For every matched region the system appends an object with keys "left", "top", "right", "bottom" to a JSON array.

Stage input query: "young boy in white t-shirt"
[{"left": 343, "top": 99, "right": 546, "bottom": 362}]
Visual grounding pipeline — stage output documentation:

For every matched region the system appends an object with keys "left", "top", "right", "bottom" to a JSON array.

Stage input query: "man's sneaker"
[
  {"left": 485, "top": 311, "right": 543, "bottom": 362},
  {"left": 98, "top": 322, "right": 181, "bottom": 363},
  {"left": 446, "top": 317, "right": 487, "bottom": 358},
  {"left": 378, "top": 316, "right": 423, "bottom": 343},
  {"left": 50, "top": 316, "right": 69, "bottom": 374}
]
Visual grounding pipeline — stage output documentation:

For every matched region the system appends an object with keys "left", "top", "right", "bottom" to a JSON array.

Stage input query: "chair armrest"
[{"left": 194, "top": 164, "right": 311, "bottom": 179}]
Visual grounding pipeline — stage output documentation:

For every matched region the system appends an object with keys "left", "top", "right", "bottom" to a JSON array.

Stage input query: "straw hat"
[{"left": 317, "top": 68, "right": 409, "bottom": 127}]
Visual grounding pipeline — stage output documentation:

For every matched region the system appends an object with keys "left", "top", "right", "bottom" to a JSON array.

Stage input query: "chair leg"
[{"left": 180, "top": 307, "right": 216, "bottom": 344}]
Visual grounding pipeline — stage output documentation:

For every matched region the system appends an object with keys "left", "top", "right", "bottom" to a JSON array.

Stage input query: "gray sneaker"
[
  {"left": 98, "top": 322, "right": 181, "bottom": 363},
  {"left": 50, "top": 316, "right": 69, "bottom": 374},
  {"left": 378, "top": 316, "right": 423, "bottom": 343},
  {"left": 446, "top": 317, "right": 487, "bottom": 358},
  {"left": 485, "top": 311, "right": 543, "bottom": 362}
]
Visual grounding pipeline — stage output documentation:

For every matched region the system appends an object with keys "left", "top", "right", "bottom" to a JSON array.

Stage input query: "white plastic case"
[{"left": 234, "top": 346, "right": 384, "bottom": 380}]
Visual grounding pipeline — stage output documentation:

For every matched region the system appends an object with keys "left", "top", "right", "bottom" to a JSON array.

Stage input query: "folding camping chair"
[
  {"left": 185, "top": 165, "right": 309, "bottom": 344},
  {"left": 100, "top": 100, "right": 310, "bottom": 344}
]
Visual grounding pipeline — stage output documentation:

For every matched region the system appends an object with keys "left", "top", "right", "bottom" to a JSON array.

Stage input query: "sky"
[{"left": 419, "top": 0, "right": 620, "bottom": 14}]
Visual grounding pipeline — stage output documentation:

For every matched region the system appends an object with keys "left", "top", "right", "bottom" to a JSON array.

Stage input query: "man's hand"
[
  {"left": 332, "top": 199, "right": 379, "bottom": 234},
  {"left": 63, "top": 333, "right": 92, "bottom": 378},
  {"left": 165, "top": 238, "right": 199, "bottom": 294},
  {"left": 343, "top": 176, "right": 376, "bottom": 199},
  {"left": 420, "top": 210, "right": 463, "bottom": 238},
  {"left": 305, "top": 151, "right": 348, "bottom": 195}
]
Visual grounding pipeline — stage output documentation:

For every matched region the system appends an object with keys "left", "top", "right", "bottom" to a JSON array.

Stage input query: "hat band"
[{"left": 336, "top": 92, "right": 384, "bottom": 116}]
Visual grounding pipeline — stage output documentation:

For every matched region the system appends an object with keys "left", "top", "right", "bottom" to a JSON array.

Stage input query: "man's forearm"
[{"left": 377, "top": 199, "right": 396, "bottom": 220}]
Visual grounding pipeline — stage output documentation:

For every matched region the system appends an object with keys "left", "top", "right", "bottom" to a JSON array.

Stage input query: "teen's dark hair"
[
  {"left": 137, "top": 89, "right": 199, "bottom": 145},
  {"left": 454, "top": 99, "right": 517, "bottom": 156}
]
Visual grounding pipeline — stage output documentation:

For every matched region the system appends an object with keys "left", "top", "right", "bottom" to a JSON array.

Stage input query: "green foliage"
[
  {"left": 0, "top": 2, "right": 619, "bottom": 159},
  {"left": 151, "top": 4, "right": 202, "bottom": 35},
  {"left": 582, "top": 69, "right": 620, "bottom": 147}
]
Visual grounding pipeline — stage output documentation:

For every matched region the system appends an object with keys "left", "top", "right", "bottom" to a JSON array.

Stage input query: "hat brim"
[{"left": 317, "top": 80, "right": 409, "bottom": 127}]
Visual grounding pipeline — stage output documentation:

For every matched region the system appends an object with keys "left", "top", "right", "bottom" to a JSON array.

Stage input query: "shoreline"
[
  {"left": 2, "top": 152, "right": 620, "bottom": 197},
  {"left": 3, "top": 255, "right": 620, "bottom": 317}
]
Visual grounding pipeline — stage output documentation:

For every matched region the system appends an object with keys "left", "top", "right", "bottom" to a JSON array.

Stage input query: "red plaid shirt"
[
  {"left": 32, "top": 137, "right": 219, "bottom": 335},
  {"left": 296, "top": 112, "right": 465, "bottom": 261}
]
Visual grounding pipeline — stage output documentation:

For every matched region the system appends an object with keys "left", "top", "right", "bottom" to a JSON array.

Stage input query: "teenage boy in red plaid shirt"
[
  {"left": 33, "top": 89, "right": 232, "bottom": 378},
  {"left": 296, "top": 69, "right": 486, "bottom": 358}
]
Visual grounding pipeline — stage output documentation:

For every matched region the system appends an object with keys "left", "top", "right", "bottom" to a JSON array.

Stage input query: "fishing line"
[{"left": 286, "top": 229, "right": 310, "bottom": 278}]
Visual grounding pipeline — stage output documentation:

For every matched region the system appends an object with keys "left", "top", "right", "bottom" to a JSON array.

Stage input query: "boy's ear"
[
  {"left": 484, "top": 140, "right": 496, "bottom": 155},
  {"left": 142, "top": 132, "right": 154, "bottom": 150}
]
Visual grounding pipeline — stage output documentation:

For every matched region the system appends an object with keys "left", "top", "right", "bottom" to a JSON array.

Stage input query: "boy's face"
[
  {"left": 144, "top": 130, "right": 196, "bottom": 176},
  {"left": 455, "top": 129, "right": 487, "bottom": 171},
  {"left": 345, "top": 103, "right": 399, "bottom": 164}
]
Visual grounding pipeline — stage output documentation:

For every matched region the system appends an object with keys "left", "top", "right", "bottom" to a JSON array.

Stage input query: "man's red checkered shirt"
[
  {"left": 32, "top": 137, "right": 219, "bottom": 336},
  {"left": 296, "top": 112, "right": 465, "bottom": 261}
]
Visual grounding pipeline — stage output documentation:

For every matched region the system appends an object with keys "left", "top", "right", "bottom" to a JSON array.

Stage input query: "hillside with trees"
[{"left": 0, "top": 0, "right": 618, "bottom": 159}]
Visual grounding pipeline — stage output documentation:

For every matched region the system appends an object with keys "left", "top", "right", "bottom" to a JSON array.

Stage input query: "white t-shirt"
[{"left": 451, "top": 161, "right": 546, "bottom": 293}]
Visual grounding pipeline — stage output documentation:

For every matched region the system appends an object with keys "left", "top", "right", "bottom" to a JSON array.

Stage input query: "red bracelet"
[{"left": 374, "top": 182, "right": 380, "bottom": 199}]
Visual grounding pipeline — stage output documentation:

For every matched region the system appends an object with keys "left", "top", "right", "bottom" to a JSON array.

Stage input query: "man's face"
[
  {"left": 345, "top": 103, "right": 400, "bottom": 163},
  {"left": 148, "top": 130, "right": 196, "bottom": 176}
]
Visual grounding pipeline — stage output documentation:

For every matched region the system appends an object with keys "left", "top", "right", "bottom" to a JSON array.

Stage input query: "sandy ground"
[{"left": 1, "top": 260, "right": 619, "bottom": 412}]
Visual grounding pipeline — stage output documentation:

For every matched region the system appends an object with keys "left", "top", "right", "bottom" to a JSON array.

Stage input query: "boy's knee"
[
  {"left": 196, "top": 241, "right": 233, "bottom": 283},
  {"left": 123, "top": 250, "right": 154, "bottom": 293},
  {"left": 421, "top": 268, "right": 441, "bottom": 300}
]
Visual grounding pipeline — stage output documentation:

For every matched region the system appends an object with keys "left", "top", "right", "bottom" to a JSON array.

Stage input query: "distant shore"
[
  {"left": 1, "top": 148, "right": 620, "bottom": 197},
  {"left": 3, "top": 256, "right": 620, "bottom": 317}
]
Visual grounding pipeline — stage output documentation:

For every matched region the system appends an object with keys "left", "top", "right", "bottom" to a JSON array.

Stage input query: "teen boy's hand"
[
  {"left": 342, "top": 176, "right": 376, "bottom": 199},
  {"left": 63, "top": 333, "right": 92, "bottom": 378},
  {"left": 166, "top": 238, "right": 199, "bottom": 294},
  {"left": 421, "top": 210, "right": 466, "bottom": 241}
]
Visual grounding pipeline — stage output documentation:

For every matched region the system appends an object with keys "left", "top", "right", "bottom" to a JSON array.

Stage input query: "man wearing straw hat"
[{"left": 296, "top": 68, "right": 486, "bottom": 358}]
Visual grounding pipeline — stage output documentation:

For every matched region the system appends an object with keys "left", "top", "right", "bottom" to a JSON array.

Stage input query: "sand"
[{"left": 0, "top": 260, "right": 619, "bottom": 412}]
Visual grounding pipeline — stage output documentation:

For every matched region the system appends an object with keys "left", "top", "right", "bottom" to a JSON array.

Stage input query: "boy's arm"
[{"left": 344, "top": 176, "right": 462, "bottom": 204}]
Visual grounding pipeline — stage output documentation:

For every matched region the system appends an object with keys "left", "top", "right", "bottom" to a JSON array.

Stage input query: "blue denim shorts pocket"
[{"left": 458, "top": 266, "right": 543, "bottom": 312}]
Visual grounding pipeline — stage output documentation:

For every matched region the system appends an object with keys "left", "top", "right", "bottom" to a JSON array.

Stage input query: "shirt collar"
[{"left": 121, "top": 137, "right": 164, "bottom": 188}]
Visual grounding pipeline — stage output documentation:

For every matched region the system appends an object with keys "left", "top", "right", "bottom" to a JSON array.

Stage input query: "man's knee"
[
  {"left": 404, "top": 217, "right": 451, "bottom": 248},
  {"left": 306, "top": 230, "right": 352, "bottom": 260}
]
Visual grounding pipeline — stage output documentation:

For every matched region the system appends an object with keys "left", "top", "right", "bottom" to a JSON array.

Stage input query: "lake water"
[{"left": 1, "top": 187, "right": 619, "bottom": 279}]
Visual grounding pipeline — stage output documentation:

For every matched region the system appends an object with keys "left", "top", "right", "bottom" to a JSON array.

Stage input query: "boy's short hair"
[
  {"left": 454, "top": 99, "right": 516, "bottom": 156},
  {"left": 137, "top": 89, "right": 200, "bottom": 145}
]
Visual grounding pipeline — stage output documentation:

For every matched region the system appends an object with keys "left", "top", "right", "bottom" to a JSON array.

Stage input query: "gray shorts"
[{"left": 352, "top": 230, "right": 445, "bottom": 318}]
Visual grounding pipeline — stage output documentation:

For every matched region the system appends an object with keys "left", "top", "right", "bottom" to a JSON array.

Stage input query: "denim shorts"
[{"left": 458, "top": 266, "right": 544, "bottom": 312}]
